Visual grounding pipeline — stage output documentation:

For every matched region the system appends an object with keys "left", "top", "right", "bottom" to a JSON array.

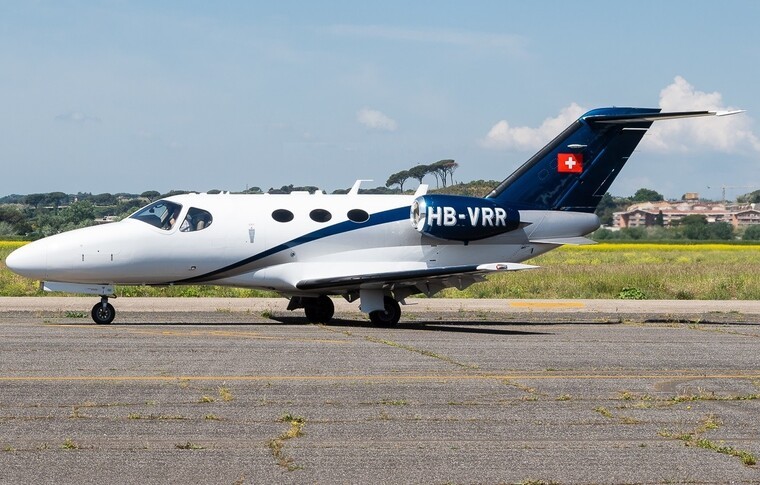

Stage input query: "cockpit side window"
[
  {"left": 180, "top": 207, "right": 213, "bottom": 232},
  {"left": 130, "top": 200, "right": 183, "bottom": 230}
]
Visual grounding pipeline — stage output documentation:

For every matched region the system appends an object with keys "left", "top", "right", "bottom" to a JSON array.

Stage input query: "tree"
[
  {"left": 24, "top": 193, "right": 47, "bottom": 207},
  {"left": 408, "top": 164, "right": 429, "bottom": 185},
  {"left": 743, "top": 225, "right": 760, "bottom": 240},
  {"left": 386, "top": 170, "right": 410, "bottom": 192},
  {"left": 91, "top": 193, "right": 117, "bottom": 206},
  {"left": 708, "top": 222, "right": 734, "bottom": 240},
  {"left": 140, "top": 190, "right": 161, "bottom": 201},
  {"left": 594, "top": 193, "right": 617, "bottom": 226},
  {"left": 655, "top": 210, "right": 664, "bottom": 226},
  {"left": 678, "top": 214, "right": 709, "bottom": 240},
  {"left": 429, "top": 159, "right": 457, "bottom": 188},
  {"left": 737, "top": 189, "right": 760, "bottom": 204},
  {"left": 60, "top": 201, "right": 95, "bottom": 226},
  {"left": 632, "top": 188, "right": 664, "bottom": 202},
  {"left": 46, "top": 192, "right": 68, "bottom": 212},
  {"left": 0, "top": 221, "right": 17, "bottom": 237}
]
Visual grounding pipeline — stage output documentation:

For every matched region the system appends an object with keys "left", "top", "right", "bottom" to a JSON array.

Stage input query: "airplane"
[{"left": 5, "top": 107, "right": 742, "bottom": 326}]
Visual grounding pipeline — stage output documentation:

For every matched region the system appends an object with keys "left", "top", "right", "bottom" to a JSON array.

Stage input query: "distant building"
[{"left": 614, "top": 201, "right": 760, "bottom": 229}]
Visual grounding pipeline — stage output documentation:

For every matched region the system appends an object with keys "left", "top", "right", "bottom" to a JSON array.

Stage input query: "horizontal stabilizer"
[
  {"left": 585, "top": 110, "right": 744, "bottom": 124},
  {"left": 529, "top": 236, "right": 597, "bottom": 245}
]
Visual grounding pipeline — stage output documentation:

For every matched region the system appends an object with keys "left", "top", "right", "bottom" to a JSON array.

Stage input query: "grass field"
[{"left": 1, "top": 241, "right": 759, "bottom": 300}]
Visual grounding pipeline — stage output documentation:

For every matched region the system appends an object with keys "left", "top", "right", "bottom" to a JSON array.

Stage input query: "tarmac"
[{"left": 0, "top": 297, "right": 758, "bottom": 483}]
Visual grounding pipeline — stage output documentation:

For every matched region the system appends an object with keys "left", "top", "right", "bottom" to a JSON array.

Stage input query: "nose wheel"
[{"left": 91, "top": 297, "right": 116, "bottom": 325}]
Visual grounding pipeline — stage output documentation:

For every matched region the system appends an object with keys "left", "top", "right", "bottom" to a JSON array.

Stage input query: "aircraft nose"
[{"left": 5, "top": 243, "right": 47, "bottom": 279}]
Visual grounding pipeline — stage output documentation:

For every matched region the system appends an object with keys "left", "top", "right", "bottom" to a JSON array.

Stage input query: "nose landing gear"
[{"left": 91, "top": 296, "right": 116, "bottom": 325}]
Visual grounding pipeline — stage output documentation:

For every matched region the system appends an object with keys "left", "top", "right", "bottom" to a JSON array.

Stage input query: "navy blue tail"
[{"left": 485, "top": 107, "right": 663, "bottom": 212}]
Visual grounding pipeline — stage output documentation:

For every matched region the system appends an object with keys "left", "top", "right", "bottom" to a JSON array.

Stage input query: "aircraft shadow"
[{"left": 270, "top": 316, "right": 552, "bottom": 336}]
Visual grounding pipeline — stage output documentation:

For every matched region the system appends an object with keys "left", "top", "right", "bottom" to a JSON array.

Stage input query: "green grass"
[
  {"left": 439, "top": 243, "right": 760, "bottom": 300},
  {"left": 3, "top": 241, "right": 760, "bottom": 299}
]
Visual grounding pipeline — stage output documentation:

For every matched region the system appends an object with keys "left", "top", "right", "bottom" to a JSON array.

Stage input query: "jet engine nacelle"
[{"left": 410, "top": 195, "right": 520, "bottom": 242}]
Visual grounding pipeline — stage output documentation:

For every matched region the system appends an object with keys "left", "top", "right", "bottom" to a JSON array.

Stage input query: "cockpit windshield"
[{"left": 130, "top": 200, "right": 183, "bottom": 230}]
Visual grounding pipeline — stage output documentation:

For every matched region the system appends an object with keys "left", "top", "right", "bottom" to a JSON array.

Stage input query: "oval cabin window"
[
  {"left": 309, "top": 209, "right": 332, "bottom": 223},
  {"left": 347, "top": 209, "right": 369, "bottom": 223},
  {"left": 272, "top": 209, "right": 294, "bottom": 223}
]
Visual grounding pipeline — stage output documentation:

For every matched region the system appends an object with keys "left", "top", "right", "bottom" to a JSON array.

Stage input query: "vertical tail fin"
[{"left": 485, "top": 107, "right": 739, "bottom": 212}]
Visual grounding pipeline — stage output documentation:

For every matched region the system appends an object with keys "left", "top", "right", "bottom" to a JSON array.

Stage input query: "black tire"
[
  {"left": 91, "top": 302, "right": 116, "bottom": 325},
  {"left": 369, "top": 296, "right": 401, "bottom": 327},
  {"left": 304, "top": 295, "right": 335, "bottom": 323}
]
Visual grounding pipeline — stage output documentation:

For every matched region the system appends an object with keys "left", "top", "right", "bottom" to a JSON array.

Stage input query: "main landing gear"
[
  {"left": 290, "top": 293, "right": 402, "bottom": 327},
  {"left": 91, "top": 296, "right": 116, "bottom": 325},
  {"left": 303, "top": 295, "right": 335, "bottom": 323},
  {"left": 368, "top": 296, "right": 401, "bottom": 327}
]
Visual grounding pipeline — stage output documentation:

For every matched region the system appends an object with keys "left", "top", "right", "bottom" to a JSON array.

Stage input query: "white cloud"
[
  {"left": 643, "top": 76, "right": 760, "bottom": 153},
  {"left": 54, "top": 111, "right": 101, "bottom": 124},
  {"left": 479, "top": 102, "right": 585, "bottom": 150},
  {"left": 357, "top": 108, "right": 398, "bottom": 132},
  {"left": 479, "top": 77, "right": 760, "bottom": 155}
]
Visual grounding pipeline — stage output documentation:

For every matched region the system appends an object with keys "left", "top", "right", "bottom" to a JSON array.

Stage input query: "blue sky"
[{"left": 1, "top": 1, "right": 759, "bottom": 200}]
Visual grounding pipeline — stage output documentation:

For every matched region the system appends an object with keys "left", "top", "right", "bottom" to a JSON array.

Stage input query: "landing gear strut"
[
  {"left": 91, "top": 296, "right": 116, "bottom": 325},
  {"left": 303, "top": 295, "right": 335, "bottom": 323},
  {"left": 369, "top": 296, "right": 401, "bottom": 327}
]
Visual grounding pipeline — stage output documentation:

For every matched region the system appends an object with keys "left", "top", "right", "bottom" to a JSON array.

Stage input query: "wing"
[{"left": 294, "top": 262, "right": 538, "bottom": 295}]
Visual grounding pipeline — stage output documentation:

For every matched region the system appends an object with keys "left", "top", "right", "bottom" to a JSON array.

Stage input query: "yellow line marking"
[
  {"left": 0, "top": 374, "right": 757, "bottom": 382},
  {"left": 509, "top": 301, "right": 586, "bottom": 309},
  {"left": 46, "top": 325, "right": 349, "bottom": 344}
]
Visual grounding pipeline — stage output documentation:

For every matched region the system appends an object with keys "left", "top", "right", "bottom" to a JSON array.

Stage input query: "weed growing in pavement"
[
  {"left": 659, "top": 414, "right": 756, "bottom": 467},
  {"left": 269, "top": 413, "right": 306, "bottom": 471},
  {"left": 595, "top": 406, "right": 613, "bottom": 418},
  {"left": 175, "top": 441, "right": 204, "bottom": 450},
  {"left": 218, "top": 386, "right": 234, "bottom": 401},
  {"left": 61, "top": 438, "right": 79, "bottom": 450}
]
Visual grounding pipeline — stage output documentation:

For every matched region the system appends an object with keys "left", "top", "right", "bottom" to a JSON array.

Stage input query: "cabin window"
[
  {"left": 130, "top": 200, "right": 183, "bottom": 230},
  {"left": 309, "top": 209, "right": 332, "bottom": 223},
  {"left": 180, "top": 208, "right": 213, "bottom": 232},
  {"left": 272, "top": 209, "right": 294, "bottom": 223},
  {"left": 347, "top": 209, "right": 370, "bottom": 223}
]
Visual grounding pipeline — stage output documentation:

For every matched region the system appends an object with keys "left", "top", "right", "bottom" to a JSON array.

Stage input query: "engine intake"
[{"left": 410, "top": 195, "right": 520, "bottom": 242}]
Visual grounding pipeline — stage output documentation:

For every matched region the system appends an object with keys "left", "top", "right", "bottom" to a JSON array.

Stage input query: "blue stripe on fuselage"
[{"left": 174, "top": 206, "right": 410, "bottom": 284}]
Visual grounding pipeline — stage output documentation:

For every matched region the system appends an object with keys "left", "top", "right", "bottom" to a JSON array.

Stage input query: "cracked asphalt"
[{"left": 0, "top": 298, "right": 758, "bottom": 484}]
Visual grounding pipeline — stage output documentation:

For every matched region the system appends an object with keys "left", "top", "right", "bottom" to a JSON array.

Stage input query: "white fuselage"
[{"left": 6, "top": 192, "right": 599, "bottom": 296}]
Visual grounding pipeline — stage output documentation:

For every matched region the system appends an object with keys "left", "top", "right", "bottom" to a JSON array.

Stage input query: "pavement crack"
[
  {"left": 316, "top": 325, "right": 478, "bottom": 369},
  {"left": 268, "top": 413, "right": 306, "bottom": 472}
]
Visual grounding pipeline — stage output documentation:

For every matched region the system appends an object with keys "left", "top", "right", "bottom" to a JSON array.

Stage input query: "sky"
[{"left": 1, "top": 1, "right": 759, "bottom": 200}]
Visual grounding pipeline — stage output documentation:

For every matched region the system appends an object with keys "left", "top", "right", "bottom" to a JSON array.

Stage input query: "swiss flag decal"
[{"left": 558, "top": 153, "right": 583, "bottom": 173}]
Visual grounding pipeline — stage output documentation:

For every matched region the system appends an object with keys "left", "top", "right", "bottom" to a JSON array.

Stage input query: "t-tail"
[{"left": 485, "top": 107, "right": 743, "bottom": 212}]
